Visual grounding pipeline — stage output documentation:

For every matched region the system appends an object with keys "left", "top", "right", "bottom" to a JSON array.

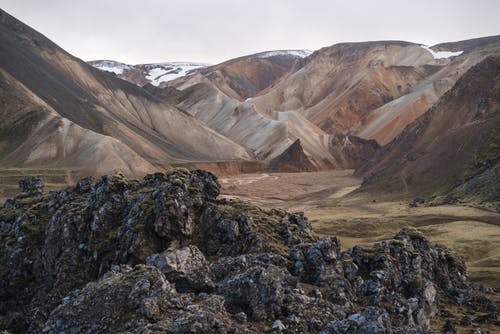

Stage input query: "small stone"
[{"left": 234, "top": 312, "right": 247, "bottom": 323}]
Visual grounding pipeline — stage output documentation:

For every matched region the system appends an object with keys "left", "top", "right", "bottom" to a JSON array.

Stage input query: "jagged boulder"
[
  {"left": 43, "top": 265, "right": 240, "bottom": 334},
  {"left": 195, "top": 201, "right": 316, "bottom": 257},
  {"left": 146, "top": 244, "right": 215, "bottom": 293},
  {"left": 289, "top": 237, "right": 359, "bottom": 304},
  {"left": 43, "top": 265, "right": 175, "bottom": 332},
  {"left": 210, "top": 253, "right": 289, "bottom": 282},
  {"left": 217, "top": 264, "right": 295, "bottom": 321},
  {"left": 348, "top": 228, "right": 466, "bottom": 331},
  {"left": 289, "top": 237, "right": 343, "bottom": 283},
  {"left": 280, "top": 291, "right": 347, "bottom": 332},
  {"left": 321, "top": 308, "right": 392, "bottom": 334}
]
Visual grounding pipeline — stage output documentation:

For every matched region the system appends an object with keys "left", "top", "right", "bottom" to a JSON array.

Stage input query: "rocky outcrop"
[
  {"left": 0, "top": 170, "right": 497, "bottom": 333},
  {"left": 43, "top": 265, "right": 241, "bottom": 333},
  {"left": 18, "top": 177, "right": 44, "bottom": 196}
]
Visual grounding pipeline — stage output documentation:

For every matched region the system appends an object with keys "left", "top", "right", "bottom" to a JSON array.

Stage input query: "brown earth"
[
  {"left": 193, "top": 51, "right": 303, "bottom": 100},
  {"left": 357, "top": 55, "right": 500, "bottom": 203}
]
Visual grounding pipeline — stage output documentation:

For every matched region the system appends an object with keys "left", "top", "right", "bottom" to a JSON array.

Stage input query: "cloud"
[{"left": 2, "top": 0, "right": 499, "bottom": 64}]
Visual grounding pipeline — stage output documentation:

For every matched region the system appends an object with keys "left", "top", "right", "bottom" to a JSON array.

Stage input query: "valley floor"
[
  {"left": 220, "top": 170, "right": 500, "bottom": 287},
  {"left": 1, "top": 167, "right": 498, "bottom": 287}
]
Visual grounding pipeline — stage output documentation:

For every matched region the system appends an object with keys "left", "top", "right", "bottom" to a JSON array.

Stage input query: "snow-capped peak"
[
  {"left": 420, "top": 45, "right": 463, "bottom": 59},
  {"left": 256, "top": 50, "right": 313, "bottom": 59},
  {"left": 91, "top": 60, "right": 131, "bottom": 75},
  {"left": 90, "top": 60, "right": 209, "bottom": 86}
]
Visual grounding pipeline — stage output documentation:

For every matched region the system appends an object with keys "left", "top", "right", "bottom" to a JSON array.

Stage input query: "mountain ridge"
[{"left": 0, "top": 8, "right": 251, "bottom": 178}]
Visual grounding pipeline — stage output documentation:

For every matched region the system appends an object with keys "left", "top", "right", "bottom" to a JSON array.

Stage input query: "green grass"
[{"left": 0, "top": 166, "right": 68, "bottom": 204}]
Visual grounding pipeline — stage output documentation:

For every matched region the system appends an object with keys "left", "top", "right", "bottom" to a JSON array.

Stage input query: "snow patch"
[
  {"left": 92, "top": 60, "right": 131, "bottom": 75},
  {"left": 91, "top": 60, "right": 208, "bottom": 85},
  {"left": 420, "top": 45, "right": 463, "bottom": 59},
  {"left": 256, "top": 50, "right": 312, "bottom": 59},
  {"left": 144, "top": 62, "right": 209, "bottom": 86}
]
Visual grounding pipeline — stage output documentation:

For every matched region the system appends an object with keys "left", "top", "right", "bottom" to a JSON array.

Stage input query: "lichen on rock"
[{"left": 0, "top": 170, "right": 497, "bottom": 333}]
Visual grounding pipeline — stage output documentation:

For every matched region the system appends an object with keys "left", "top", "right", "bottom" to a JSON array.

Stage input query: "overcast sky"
[{"left": 2, "top": 0, "right": 500, "bottom": 64}]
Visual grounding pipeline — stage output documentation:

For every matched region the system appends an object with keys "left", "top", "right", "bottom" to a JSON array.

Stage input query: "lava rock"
[
  {"left": 19, "top": 177, "right": 44, "bottom": 196},
  {"left": 217, "top": 264, "right": 293, "bottom": 321},
  {"left": 146, "top": 245, "right": 215, "bottom": 293},
  {"left": 320, "top": 308, "right": 392, "bottom": 334}
]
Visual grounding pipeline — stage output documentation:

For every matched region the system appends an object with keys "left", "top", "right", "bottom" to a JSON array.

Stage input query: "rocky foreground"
[{"left": 0, "top": 170, "right": 498, "bottom": 333}]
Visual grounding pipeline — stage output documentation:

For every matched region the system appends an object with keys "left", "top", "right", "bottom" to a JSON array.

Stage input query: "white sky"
[{"left": 2, "top": 0, "right": 499, "bottom": 64}]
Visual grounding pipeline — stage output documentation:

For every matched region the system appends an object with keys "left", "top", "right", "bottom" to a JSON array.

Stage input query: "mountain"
[
  {"left": 140, "top": 37, "right": 498, "bottom": 173},
  {"left": 150, "top": 49, "right": 380, "bottom": 170},
  {"left": 268, "top": 138, "right": 315, "bottom": 172},
  {"left": 162, "top": 80, "right": 380, "bottom": 170},
  {"left": 356, "top": 55, "right": 500, "bottom": 203},
  {"left": 88, "top": 60, "right": 209, "bottom": 87},
  {"left": 0, "top": 9, "right": 250, "bottom": 178},
  {"left": 190, "top": 50, "right": 311, "bottom": 100},
  {"left": 91, "top": 50, "right": 312, "bottom": 100},
  {"left": 2, "top": 8, "right": 499, "bottom": 182},
  {"left": 250, "top": 38, "right": 500, "bottom": 145}
]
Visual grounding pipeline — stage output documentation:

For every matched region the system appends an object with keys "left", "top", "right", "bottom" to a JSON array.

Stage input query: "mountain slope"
[
  {"left": 268, "top": 139, "right": 315, "bottom": 172},
  {"left": 168, "top": 49, "right": 311, "bottom": 101},
  {"left": 0, "top": 9, "right": 250, "bottom": 177},
  {"left": 90, "top": 50, "right": 311, "bottom": 101},
  {"left": 159, "top": 75, "right": 379, "bottom": 170},
  {"left": 356, "top": 55, "right": 500, "bottom": 203},
  {"left": 250, "top": 38, "right": 500, "bottom": 145},
  {"left": 0, "top": 68, "right": 156, "bottom": 177}
]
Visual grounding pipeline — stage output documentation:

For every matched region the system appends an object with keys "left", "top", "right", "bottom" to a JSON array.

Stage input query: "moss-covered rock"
[{"left": 0, "top": 171, "right": 497, "bottom": 333}]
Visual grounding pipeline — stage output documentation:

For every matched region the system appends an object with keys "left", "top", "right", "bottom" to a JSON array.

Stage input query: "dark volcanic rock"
[
  {"left": 146, "top": 244, "right": 215, "bottom": 293},
  {"left": 269, "top": 138, "right": 316, "bottom": 172},
  {"left": 321, "top": 308, "right": 392, "bottom": 334},
  {"left": 0, "top": 170, "right": 498, "bottom": 333},
  {"left": 18, "top": 176, "right": 44, "bottom": 196},
  {"left": 217, "top": 264, "right": 292, "bottom": 321},
  {"left": 43, "top": 265, "right": 240, "bottom": 334}
]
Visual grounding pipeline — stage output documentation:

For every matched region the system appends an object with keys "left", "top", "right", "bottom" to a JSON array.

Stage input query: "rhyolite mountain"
[
  {"left": 0, "top": 9, "right": 250, "bottom": 178},
  {"left": 0, "top": 170, "right": 498, "bottom": 333},
  {"left": 1, "top": 6, "right": 499, "bottom": 201},
  {"left": 356, "top": 55, "right": 500, "bottom": 205},
  {"left": 89, "top": 50, "right": 311, "bottom": 100},
  {"left": 141, "top": 36, "right": 499, "bottom": 173},
  {"left": 250, "top": 38, "right": 500, "bottom": 145}
]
